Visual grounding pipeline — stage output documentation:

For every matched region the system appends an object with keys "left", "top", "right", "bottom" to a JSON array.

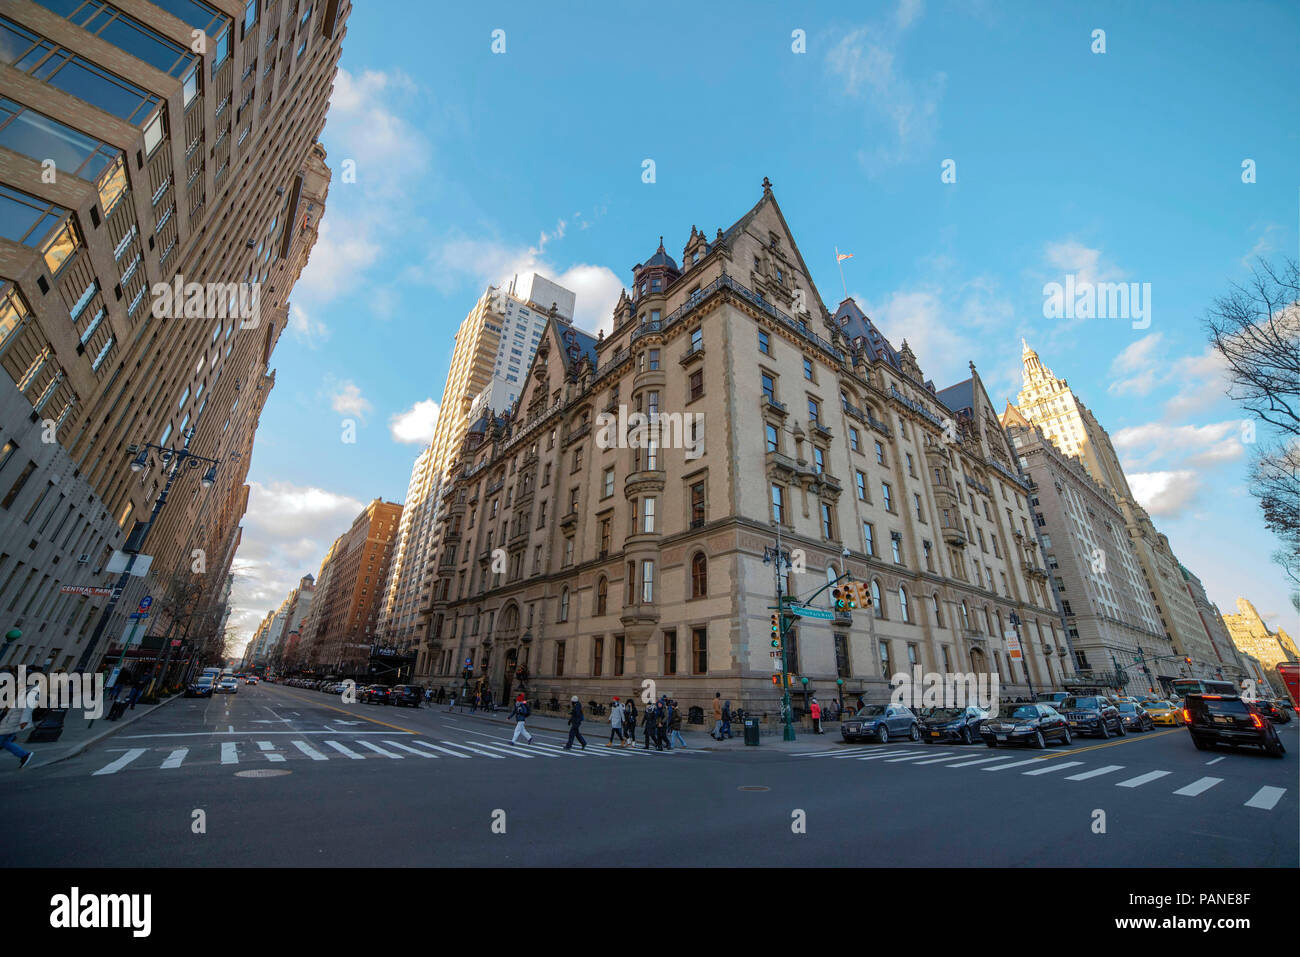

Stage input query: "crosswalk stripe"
[
  {"left": 439, "top": 740, "right": 504, "bottom": 759},
  {"left": 517, "top": 742, "right": 581, "bottom": 757},
  {"left": 526, "top": 740, "right": 593, "bottom": 756},
  {"left": 797, "top": 747, "right": 877, "bottom": 757},
  {"left": 1173, "top": 777, "right": 1223, "bottom": 797},
  {"left": 1244, "top": 786, "right": 1286, "bottom": 810},
  {"left": 981, "top": 759, "right": 1043, "bottom": 771},
  {"left": 257, "top": 741, "right": 285, "bottom": 762},
  {"left": 160, "top": 748, "right": 188, "bottom": 769},
  {"left": 1022, "top": 761, "right": 1084, "bottom": 776},
  {"left": 1116, "top": 770, "right": 1171, "bottom": 788},
  {"left": 325, "top": 740, "right": 365, "bottom": 759},
  {"left": 1065, "top": 765, "right": 1124, "bottom": 781},
  {"left": 291, "top": 740, "right": 328, "bottom": 761},
  {"left": 883, "top": 753, "right": 944, "bottom": 763},
  {"left": 412, "top": 741, "right": 471, "bottom": 758},
  {"left": 383, "top": 740, "right": 438, "bottom": 758},
  {"left": 93, "top": 749, "right": 147, "bottom": 775},
  {"left": 220, "top": 742, "right": 239, "bottom": 765},
  {"left": 358, "top": 740, "right": 403, "bottom": 758},
  {"left": 470, "top": 741, "right": 535, "bottom": 758},
  {"left": 946, "top": 756, "right": 1013, "bottom": 768},
  {"left": 911, "top": 754, "right": 970, "bottom": 765},
  {"left": 856, "top": 751, "right": 912, "bottom": 761}
]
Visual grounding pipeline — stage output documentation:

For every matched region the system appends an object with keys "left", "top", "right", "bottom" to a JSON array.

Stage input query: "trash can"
[{"left": 743, "top": 717, "right": 760, "bottom": 746}]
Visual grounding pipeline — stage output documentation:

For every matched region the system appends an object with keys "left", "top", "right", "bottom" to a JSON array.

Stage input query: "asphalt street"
[{"left": 1, "top": 681, "right": 1294, "bottom": 867}]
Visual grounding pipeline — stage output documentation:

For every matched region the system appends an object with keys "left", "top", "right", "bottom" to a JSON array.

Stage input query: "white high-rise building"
[{"left": 377, "top": 445, "right": 438, "bottom": 648}]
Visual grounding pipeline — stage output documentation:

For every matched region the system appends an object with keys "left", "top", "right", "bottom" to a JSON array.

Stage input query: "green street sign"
[{"left": 789, "top": 606, "right": 834, "bottom": 621}]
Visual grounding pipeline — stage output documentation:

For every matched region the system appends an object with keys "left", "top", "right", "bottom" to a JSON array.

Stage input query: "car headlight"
[{"left": 1014, "top": 724, "right": 1033, "bottom": 732}]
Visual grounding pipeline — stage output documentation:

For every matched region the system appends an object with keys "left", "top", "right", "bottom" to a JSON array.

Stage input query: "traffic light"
[
  {"left": 770, "top": 612, "right": 782, "bottom": 646},
  {"left": 771, "top": 674, "right": 780, "bottom": 685},
  {"left": 854, "top": 581, "right": 872, "bottom": 607},
  {"left": 1184, "top": 657, "right": 1192, "bottom": 665},
  {"left": 832, "top": 584, "right": 850, "bottom": 612}
]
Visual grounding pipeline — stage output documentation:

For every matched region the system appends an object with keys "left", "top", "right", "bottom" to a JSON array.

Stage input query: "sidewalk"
[
  {"left": 0, "top": 693, "right": 180, "bottom": 775},
  {"left": 435, "top": 702, "right": 849, "bottom": 753}
]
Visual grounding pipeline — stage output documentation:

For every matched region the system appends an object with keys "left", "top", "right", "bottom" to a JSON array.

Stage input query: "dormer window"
[{"left": 692, "top": 251, "right": 699, "bottom": 264}]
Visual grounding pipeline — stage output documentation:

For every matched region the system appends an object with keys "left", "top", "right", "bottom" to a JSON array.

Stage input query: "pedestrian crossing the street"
[
  {"left": 86, "top": 734, "right": 705, "bottom": 776},
  {"left": 793, "top": 744, "right": 1291, "bottom": 812}
]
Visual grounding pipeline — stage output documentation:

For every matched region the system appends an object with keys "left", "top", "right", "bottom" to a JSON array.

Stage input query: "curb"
[{"left": 15, "top": 693, "right": 180, "bottom": 771}]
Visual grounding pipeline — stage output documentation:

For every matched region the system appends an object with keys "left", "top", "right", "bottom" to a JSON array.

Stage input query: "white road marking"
[
  {"left": 383, "top": 740, "right": 437, "bottom": 758},
  {"left": 1065, "top": 765, "right": 1124, "bottom": 781},
  {"left": 227, "top": 725, "right": 234, "bottom": 733},
  {"left": 160, "top": 748, "right": 188, "bottom": 769},
  {"left": 357, "top": 740, "right": 403, "bottom": 758},
  {"left": 981, "top": 759, "right": 1043, "bottom": 771},
  {"left": 93, "top": 749, "right": 147, "bottom": 775},
  {"left": 945, "top": 756, "right": 1013, "bottom": 768},
  {"left": 883, "top": 752, "right": 948, "bottom": 763},
  {"left": 1116, "top": 770, "right": 1171, "bottom": 788},
  {"left": 470, "top": 741, "right": 535, "bottom": 758},
  {"left": 1023, "top": 761, "right": 1084, "bottom": 776},
  {"left": 220, "top": 742, "right": 239, "bottom": 765},
  {"left": 856, "top": 751, "right": 914, "bottom": 761},
  {"left": 411, "top": 741, "right": 471, "bottom": 758},
  {"left": 257, "top": 741, "right": 285, "bottom": 762},
  {"left": 796, "top": 747, "right": 876, "bottom": 757},
  {"left": 325, "top": 740, "right": 365, "bottom": 759},
  {"left": 1173, "top": 777, "right": 1223, "bottom": 797},
  {"left": 1205, "top": 756, "right": 1226, "bottom": 765},
  {"left": 290, "top": 740, "right": 328, "bottom": 761},
  {"left": 440, "top": 740, "right": 505, "bottom": 759},
  {"left": 911, "top": 754, "right": 971, "bottom": 765},
  {"left": 1244, "top": 786, "right": 1286, "bottom": 810}
]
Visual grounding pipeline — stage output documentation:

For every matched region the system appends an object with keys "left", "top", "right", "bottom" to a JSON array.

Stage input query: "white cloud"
[
  {"left": 227, "top": 482, "right": 366, "bottom": 646},
  {"left": 390, "top": 399, "right": 440, "bottom": 444},
  {"left": 1043, "top": 240, "right": 1124, "bottom": 289},
  {"left": 288, "top": 302, "right": 330, "bottom": 346},
  {"left": 1113, "top": 420, "right": 1244, "bottom": 470},
  {"left": 1107, "top": 333, "right": 1166, "bottom": 396},
  {"left": 1127, "top": 470, "right": 1201, "bottom": 518},
  {"left": 294, "top": 218, "right": 381, "bottom": 302},
  {"left": 825, "top": 1, "right": 946, "bottom": 172},
  {"left": 330, "top": 380, "right": 372, "bottom": 419}
]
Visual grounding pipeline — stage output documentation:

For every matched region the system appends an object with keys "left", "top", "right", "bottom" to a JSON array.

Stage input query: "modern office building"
[
  {"left": 375, "top": 443, "right": 435, "bottom": 650},
  {"left": 0, "top": 0, "right": 349, "bottom": 672},
  {"left": 414, "top": 180, "right": 1066, "bottom": 713}
]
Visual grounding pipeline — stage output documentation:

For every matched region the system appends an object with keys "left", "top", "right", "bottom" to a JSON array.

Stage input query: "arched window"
[
  {"left": 931, "top": 594, "right": 943, "bottom": 627},
  {"left": 690, "top": 552, "right": 708, "bottom": 598},
  {"left": 559, "top": 588, "right": 569, "bottom": 622},
  {"left": 898, "top": 586, "right": 910, "bottom": 623},
  {"left": 983, "top": 607, "right": 993, "bottom": 635},
  {"left": 871, "top": 579, "right": 884, "bottom": 618},
  {"left": 596, "top": 577, "right": 607, "bottom": 616}
]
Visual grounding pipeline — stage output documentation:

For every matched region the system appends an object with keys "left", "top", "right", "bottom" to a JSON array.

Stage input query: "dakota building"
[{"left": 415, "top": 181, "right": 1070, "bottom": 714}]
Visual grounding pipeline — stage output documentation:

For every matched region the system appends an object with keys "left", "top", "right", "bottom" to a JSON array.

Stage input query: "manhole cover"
[
  {"left": 235, "top": 769, "right": 292, "bottom": 778},
  {"left": 738, "top": 785, "right": 770, "bottom": 791}
]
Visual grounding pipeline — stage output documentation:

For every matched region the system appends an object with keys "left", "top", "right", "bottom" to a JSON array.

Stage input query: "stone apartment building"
[
  {"left": 415, "top": 180, "right": 1067, "bottom": 714},
  {"left": 1222, "top": 597, "right": 1298, "bottom": 695},
  {"left": 0, "top": 0, "right": 348, "bottom": 671}
]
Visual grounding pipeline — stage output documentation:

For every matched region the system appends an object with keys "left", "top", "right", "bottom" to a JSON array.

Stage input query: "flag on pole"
[{"left": 836, "top": 252, "right": 854, "bottom": 262}]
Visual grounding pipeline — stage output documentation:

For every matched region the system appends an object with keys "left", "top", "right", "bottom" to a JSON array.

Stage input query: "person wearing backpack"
[
  {"left": 564, "top": 695, "right": 587, "bottom": 750},
  {"left": 509, "top": 693, "right": 534, "bottom": 745}
]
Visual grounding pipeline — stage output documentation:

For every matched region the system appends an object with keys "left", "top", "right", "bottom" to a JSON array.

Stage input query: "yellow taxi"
[{"left": 1140, "top": 699, "right": 1182, "bottom": 726}]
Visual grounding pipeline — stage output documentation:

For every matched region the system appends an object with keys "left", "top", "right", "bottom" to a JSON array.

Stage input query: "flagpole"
[{"left": 835, "top": 247, "right": 847, "bottom": 300}]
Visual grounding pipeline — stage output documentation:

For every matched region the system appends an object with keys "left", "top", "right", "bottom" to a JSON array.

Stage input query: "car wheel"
[
  {"left": 1061, "top": 727, "right": 1072, "bottom": 746},
  {"left": 909, "top": 724, "right": 920, "bottom": 742},
  {"left": 1266, "top": 738, "right": 1286, "bottom": 758},
  {"left": 877, "top": 727, "right": 889, "bottom": 744},
  {"left": 1033, "top": 730, "right": 1046, "bottom": 750},
  {"left": 1191, "top": 735, "right": 1209, "bottom": 751},
  {"left": 1100, "top": 721, "right": 1110, "bottom": 739},
  {"left": 960, "top": 727, "right": 972, "bottom": 745}
]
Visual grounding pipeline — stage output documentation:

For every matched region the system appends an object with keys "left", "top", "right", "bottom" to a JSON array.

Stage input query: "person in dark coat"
[
  {"left": 656, "top": 697, "right": 673, "bottom": 750},
  {"left": 624, "top": 698, "right": 637, "bottom": 740},
  {"left": 642, "top": 702, "right": 660, "bottom": 750},
  {"left": 564, "top": 695, "right": 587, "bottom": 750}
]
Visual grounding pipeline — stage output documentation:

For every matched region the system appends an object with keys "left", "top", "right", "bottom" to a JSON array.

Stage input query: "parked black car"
[
  {"left": 1253, "top": 698, "right": 1292, "bottom": 724},
  {"left": 841, "top": 704, "right": 920, "bottom": 743},
  {"left": 1116, "top": 700, "right": 1155, "bottom": 732},
  {"left": 1058, "top": 695, "right": 1125, "bottom": 738},
  {"left": 979, "top": 703, "right": 1072, "bottom": 748},
  {"left": 1185, "top": 693, "right": 1285, "bottom": 757},
  {"left": 921, "top": 706, "right": 989, "bottom": 745},
  {"left": 359, "top": 685, "right": 391, "bottom": 705},
  {"left": 388, "top": 685, "right": 422, "bottom": 708}
]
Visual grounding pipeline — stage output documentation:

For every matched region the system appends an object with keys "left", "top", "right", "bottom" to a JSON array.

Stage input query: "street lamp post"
[
  {"left": 1009, "top": 611, "right": 1034, "bottom": 699},
  {"left": 72, "top": 428, "right": 219, "bottom": 676},
  {"left": 764, "top": 526, "right": 796, "bottom": 741}
]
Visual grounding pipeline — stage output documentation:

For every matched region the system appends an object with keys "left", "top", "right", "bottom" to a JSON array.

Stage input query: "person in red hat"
[
  {"left": 608, "top": 696, "right": 627, "bottom": 747},
  {"left": 509, "top": 693, "right": 533, "bottom": 745}
]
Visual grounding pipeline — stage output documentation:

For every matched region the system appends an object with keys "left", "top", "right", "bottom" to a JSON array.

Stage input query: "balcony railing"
[
  {"left": 866, "top": 412, "right": 892, "bottom": 436},
  {"left": 889, "top": 386, "right": 945, "bottom": 428}
]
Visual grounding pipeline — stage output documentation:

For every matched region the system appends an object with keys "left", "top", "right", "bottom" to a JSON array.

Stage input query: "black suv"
[
  {"left": 1058, "top": 695, "right": 1125, "bottom": 738},
  {"left": 1185, "top": 694, "right": 1285, "bottom": 757},
  {"left": 1253, "top": 699, "right": 1291, "bottom": 724},
  {"left": 388, "top": 685, "right": 423, "bottom": 708}
]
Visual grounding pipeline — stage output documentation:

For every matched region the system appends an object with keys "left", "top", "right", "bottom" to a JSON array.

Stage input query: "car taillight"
[
  {"left": 1250, "top": 713, "right": 1263, "bottom": 729},
  {"left": 1182, "top": 708, "right": 1191, "bottom": 723}
]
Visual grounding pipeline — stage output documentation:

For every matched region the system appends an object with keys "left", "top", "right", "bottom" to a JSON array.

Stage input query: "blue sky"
[{"left": 229, "top": 0, "right": 1300, "bottom": 649}]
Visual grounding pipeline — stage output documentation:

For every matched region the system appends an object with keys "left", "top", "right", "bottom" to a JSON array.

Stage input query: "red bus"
[{"left": 1277, "top": 662, "right": 1299, "bottom": 707}]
